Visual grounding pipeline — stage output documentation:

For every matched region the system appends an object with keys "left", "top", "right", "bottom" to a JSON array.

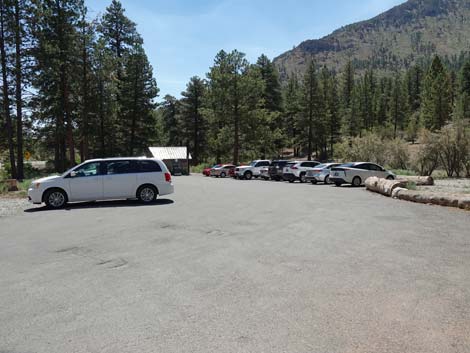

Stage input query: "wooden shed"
[{"left": 148, "top": 147, "right": 192, "bottom": 175}]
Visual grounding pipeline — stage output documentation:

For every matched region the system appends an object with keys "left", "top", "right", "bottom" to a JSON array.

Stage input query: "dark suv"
[{"left": 268, "top": 160, "right": 289, "bottom": 181}]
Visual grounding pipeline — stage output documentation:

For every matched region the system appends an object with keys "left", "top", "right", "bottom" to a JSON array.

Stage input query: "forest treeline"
[
  {"left": 0, "top": 0, "right": 157, "bottom": 179},
  {"left": 158, "top": 52, "right": 470, "bottom": 167},
  {"left": 1, "top": 0, "right": 470, "bottom": 179}
]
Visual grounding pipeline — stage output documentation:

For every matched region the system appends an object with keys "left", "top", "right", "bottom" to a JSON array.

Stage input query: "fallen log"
[
  {"left": 365, "top": 177, "right": 407, "bottom": 197},
  {"left": 396, "top": 190, "right": 469, "bottom": 210},
  {"left": 397, "top": 175, "right": 434, "bottom": 186}
]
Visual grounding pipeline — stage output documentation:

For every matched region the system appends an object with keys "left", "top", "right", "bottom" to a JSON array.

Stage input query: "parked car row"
[{"left": 203, "top": 160, "right": 396, "bottom": 186}]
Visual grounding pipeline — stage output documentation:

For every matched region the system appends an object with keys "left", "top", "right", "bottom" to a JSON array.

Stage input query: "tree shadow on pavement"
[{"left": 24, "top": 198, "right": 174, "bottom": 212}]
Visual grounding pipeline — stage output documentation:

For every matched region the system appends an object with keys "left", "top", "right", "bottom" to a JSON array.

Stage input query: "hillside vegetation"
[{"left": 274, "top": 0, "right": 470, "bottom": 80}]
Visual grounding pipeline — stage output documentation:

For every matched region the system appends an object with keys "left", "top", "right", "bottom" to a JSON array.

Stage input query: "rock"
[{"left": 397, "top": 175, "right": 434, "bottom": 186}]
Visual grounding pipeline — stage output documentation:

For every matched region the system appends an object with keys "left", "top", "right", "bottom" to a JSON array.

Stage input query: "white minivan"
[{"left": 28, "top": 158, "right": 174, "bottom": 208}]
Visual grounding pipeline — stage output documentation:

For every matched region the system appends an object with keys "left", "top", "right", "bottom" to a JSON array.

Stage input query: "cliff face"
[{"left": 274, "top": 0, "right": 470, "bottom": 80}]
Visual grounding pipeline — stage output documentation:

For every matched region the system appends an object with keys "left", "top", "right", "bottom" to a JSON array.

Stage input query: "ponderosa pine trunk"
[{"left": 0, "top": 0, "right": 17, "bottom": 179}]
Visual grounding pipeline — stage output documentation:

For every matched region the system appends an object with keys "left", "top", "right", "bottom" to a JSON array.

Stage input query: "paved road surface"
[{"left": 1, "top": 175, "right": 470, "bottom": 353}]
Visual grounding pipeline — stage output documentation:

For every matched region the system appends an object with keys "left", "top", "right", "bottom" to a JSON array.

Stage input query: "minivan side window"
[
  {"left": 71, "top": 162, "right": 102, "bottom": 178},
  {"left": 106, "top": 160, "right": 134, "bottom": 175},
  {"left": 138, "top": 160, "right": 162, "bottom": 173}
]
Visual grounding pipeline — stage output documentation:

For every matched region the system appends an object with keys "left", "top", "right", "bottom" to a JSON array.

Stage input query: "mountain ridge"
[{"left": 274, "top": 0, "right": 470, "bottom": 80}]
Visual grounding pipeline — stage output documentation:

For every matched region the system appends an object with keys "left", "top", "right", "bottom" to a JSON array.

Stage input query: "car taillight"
[
  {"left": 165, "top": 172, "right": 172, "bottom": 182},
  {"left": 291, "top": 166, "right": 298, "bottom": 170}
]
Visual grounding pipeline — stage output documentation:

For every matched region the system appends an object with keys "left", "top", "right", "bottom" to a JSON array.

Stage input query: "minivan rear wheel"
[{"left": 137, "top": 185, "right": 157, "bottom": 203}]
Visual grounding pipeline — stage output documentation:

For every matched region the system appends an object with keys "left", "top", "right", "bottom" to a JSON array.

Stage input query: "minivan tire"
[
  {"left": 137, "top": 185, "right": 157, "bottom": 203},
  {"left": 324, "top": 175, "right": 330, "bottom": 184},
  {"left": 220, "top": 172, "right": 226, "bottom": 178},
  {"left": 352, "top": 176, "right": 362, "bottom": 187},
  {"left": 244, "top": 171, "right": 253, "bottom": 180},
  {"left": 386, "top": 175, "right": 394, "bottom": 180},
  {"left": 299, "top": 172, "right": 306, "bottom": 183},
  {"left": 44, "top": 188, "right": 67, "bottom": 209}
]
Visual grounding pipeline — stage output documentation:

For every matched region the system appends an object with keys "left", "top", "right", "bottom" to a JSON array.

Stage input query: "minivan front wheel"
[
  {"left": 44, "top": 189, "right": 67, "bottom": 209},
  {"left": 137, "top": 185, "right": 157, "bottom": 203}
]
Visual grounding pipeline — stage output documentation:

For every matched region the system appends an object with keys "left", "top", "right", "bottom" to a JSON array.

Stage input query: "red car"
[{"left": 203, "top": 164, "right": 221, "bottom": 176}]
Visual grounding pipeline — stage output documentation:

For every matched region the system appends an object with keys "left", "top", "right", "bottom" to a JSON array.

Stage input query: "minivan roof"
[{"left": 84, "top": 157, "right": 158, "bottom": 162}]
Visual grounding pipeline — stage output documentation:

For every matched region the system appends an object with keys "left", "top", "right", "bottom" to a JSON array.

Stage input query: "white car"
[
  {"left": 329, "top": 162, "right": 395, "bottom": 187},
  {"left": 305, "top": 163, "right": 342, "bottom": 184},
  {"left": 282, "top": 161, "right": 321, "bottom": 183},
  {"left": 28, "top": 158, "right": 174, "bottom": 208},
  {"left": 234, "top": 160, "right": 271, "bottom": 180}
]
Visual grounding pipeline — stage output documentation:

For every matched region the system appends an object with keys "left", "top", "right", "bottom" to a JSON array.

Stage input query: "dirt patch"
[{"left": 0, "top": 197, "right": 30, "bottom": 217}]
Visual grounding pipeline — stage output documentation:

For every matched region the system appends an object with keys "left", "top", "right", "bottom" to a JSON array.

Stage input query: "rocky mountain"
[{"left": 274, "top": 0, "right": 470, "bottom": 80}]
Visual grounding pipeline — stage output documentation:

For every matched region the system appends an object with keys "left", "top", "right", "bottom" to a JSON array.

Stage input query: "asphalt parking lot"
[{"left": 1, "top": 175, "right": 470, "bottom": 353}]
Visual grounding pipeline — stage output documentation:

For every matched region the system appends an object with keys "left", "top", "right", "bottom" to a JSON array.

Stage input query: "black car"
[{"left": 268, "top": 160, "right": 289, "bottom": 181}]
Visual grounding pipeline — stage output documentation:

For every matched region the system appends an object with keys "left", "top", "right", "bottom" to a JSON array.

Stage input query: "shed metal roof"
[{"left": 148, "top": 147, "right": 192, "bottom": 160}]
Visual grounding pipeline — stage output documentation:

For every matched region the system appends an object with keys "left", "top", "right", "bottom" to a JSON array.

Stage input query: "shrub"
[
  {"left": 386, "top": 138, "right": 410, "bottom": 169},
  {"left": 334, "top": 133, "right": 409, "bottom": 169},
  {"left": 436, "top": 121, "right": 470, "bottom": 177},
  {"left": 410, "top": 129, "right": 441, "bottom": 176}
]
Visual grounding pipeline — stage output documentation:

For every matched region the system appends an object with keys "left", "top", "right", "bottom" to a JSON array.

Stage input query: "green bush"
[{"left": 190, "top": 163, "right": 209, "bottom": 174}]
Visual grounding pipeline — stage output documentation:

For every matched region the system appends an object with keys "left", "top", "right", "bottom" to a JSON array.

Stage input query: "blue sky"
[{"left": 85, "top": 0, "right": 406, "bottom": 99}]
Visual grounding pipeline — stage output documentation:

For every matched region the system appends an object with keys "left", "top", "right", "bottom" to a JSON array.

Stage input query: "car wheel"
[
  {"left": 44, "top": 189, "right": 67, "bottom": 209},
  {"left": 244, "top": 171, "right": 253, "bottom": 180},
  {"left": 386, "top": 175, "right": 394, "bottom": 180},
  {"left": 220, "top": 172, "right": 226, "bottom": 178},
  {"left": 352, "top": 176, "right": 362, "bottom": 187},
  {"left": 324, "top": 175, "right": 330, "bottom": 184},
  {"left": 299, "top": 172, "right": 306, "bottom": 183},
  {"left": 335, "top": 182, "right": 342, "bottom": 187},
  {"left": 137, "top": 185, "right": 157, "bottom": 203}
]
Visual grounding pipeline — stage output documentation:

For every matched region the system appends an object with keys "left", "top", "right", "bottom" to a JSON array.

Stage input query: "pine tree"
[
  {"left": 179, "top": 76, "right": 206, "bottom": 164},
  {"left": 421, "top": 55, "right": 452, "bottom": 131},
  {"left": 255, "top": 54, "right": 282, "bottom": 112},
  {"left": 454, "top": 59, "right": 470, "bottom": 121},
  {"left": 0, "top": 0, "right": 16, "bottom": 178},
  {"left": 300, "top": 60, "right": 321, "bottom": 160},
  {"left": 342, "top": 60, "right": 355, "bottom": 109},
  {"left": 120, "top": 44, "right": 158, "bottom": 156},
  {"left": 388, "top": 73, "right": 407, "bottom": 138},
  {"left": 159, "top": 95, "right": 181, "bottom": 146},
  {"left": 32, "top": 0, "right": 83, "bottom": 171},
  {"left": 283, "top": 74, "right": 301, "bottom": 156}
]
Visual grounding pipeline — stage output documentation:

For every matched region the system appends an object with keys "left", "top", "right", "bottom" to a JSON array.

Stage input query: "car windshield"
[
  {"left": 314, "top": 164, "right": 326, "bottom": 169},
  {"left": 249, "top": 161, "right": 258, "bottom": 166}
]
